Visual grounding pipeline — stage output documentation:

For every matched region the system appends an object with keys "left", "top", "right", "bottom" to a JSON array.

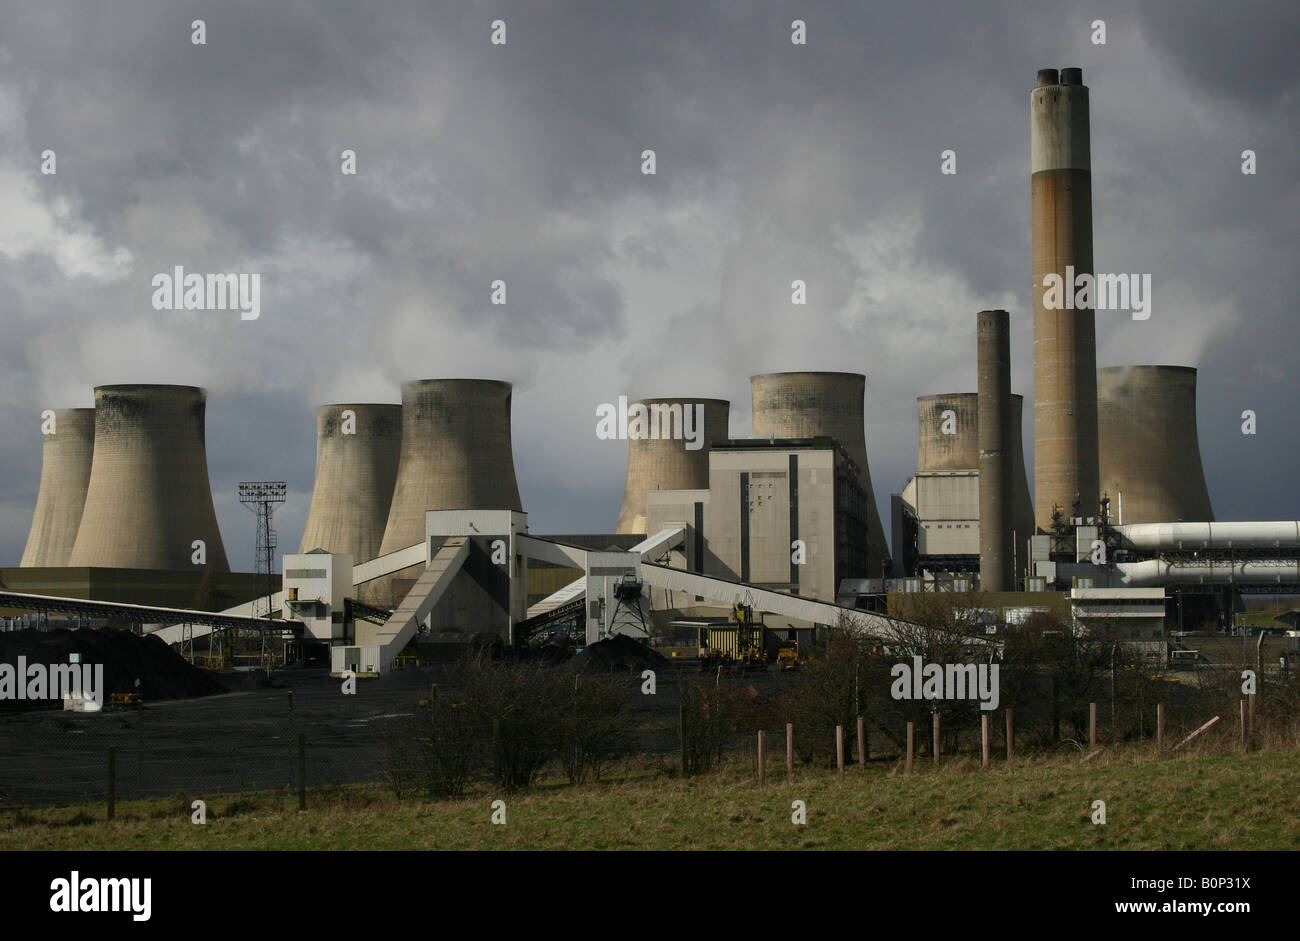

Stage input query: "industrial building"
[
  {"left": 894, "top": 391, "right": 1034, "bottom": 581},
  {"left": 750, "top": 372, "right": 890, "bottom": 576}
]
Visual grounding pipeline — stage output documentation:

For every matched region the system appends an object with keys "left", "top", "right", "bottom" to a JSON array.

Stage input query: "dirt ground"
[{"left": 0, "top": 658, "right": 799, "bottom": 807}]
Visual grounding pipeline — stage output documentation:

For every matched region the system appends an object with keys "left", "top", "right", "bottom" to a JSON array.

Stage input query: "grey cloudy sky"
[{"left": 1, "top": 0, "right": 1296, "bottom": 570}]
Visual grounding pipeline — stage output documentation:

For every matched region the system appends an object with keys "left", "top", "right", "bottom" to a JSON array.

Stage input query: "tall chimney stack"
[
  {"left": 978, "top": 310, "right": 1014, "bottom": 591},
  {"left": 1032, "top": 66, "right": 1099, "bottom": 530}
]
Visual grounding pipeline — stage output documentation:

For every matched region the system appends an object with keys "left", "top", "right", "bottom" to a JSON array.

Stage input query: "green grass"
[{"left": 4, "top": 743, "right": 1298, "bottom": 850}]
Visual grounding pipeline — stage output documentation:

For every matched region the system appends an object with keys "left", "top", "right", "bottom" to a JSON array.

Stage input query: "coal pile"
[
  {"left": 566, "top": 634, "right": 669, "bottom": 674},
  {"left": 0, "top": 628, "right": 226, "bottom": 711}
]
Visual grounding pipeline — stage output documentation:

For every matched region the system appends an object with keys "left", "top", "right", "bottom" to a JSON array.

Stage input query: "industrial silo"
[
  {"left": 615, "top": 397, "right": 730, "bottom": 534},
  {"left": 20, "top": 408, "right": 95, "bottom": 567},
  {"left": 915, "top": 392, "right": 1035, "bottom": 566},
  {"left": 299, "top": 403, "right": 402, "bottom": 563},
  {"left": 67, "top": 385, "right": 229, "bottom": 571},
  {"left": 1097, "top": 366, "right": 1214, "bottom": 524},
  {"left": 751, "top": 371, "right": 890, "bottom": 575}
]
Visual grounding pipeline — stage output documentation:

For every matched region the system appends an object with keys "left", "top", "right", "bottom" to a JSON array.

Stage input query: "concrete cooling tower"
[
  {"left": 751, "top": 371, "right": 890, "bottom": 575},
  {"left": 67, "top": 385, "right": 229, "bottom": 571},
  {"left": 1097, "top": 366, "right": 1214, "bottom": 524},
  {"left": 915, "top": 393, "right": 1035, "bottom": 554},
  {"left": 616, "top": 397, "right": 730, "bottom": 534},
  {"left": 362, "top": 379, "right": 523, "bottom": 607},
  {"left": 20, "top": 408, "right": 95, "bottom": 567},
  {"left": 1032, "top": 66, "right": 1100, "bottom": 530},
  {"left": 299, "top": 404, "right": 402, "bottom": 563}
]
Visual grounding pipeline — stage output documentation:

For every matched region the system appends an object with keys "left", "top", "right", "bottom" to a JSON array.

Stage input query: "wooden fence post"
[
  {"left": 836, "top": 725, "right": 845, "bottom": 773},
  {"left": 107, "top": 745, "right": 116, "bottom": 821},
  {"left": 981, "top": 714, "right": 990, "bottom": 769},
  {"left": 786, "top": 722, "right": 794, "bottom": 777},
  {"left": 857, "top": 717, "right": 866, "bottom": 770},
  {"left": 1157, "top": 703, "right": 1165, "bottom": 750},
  {"left": 932, "top": 713, "right": 941, "bottom": 768},
  {"left": 1240, "top": 700, "right": 1248, "bottom": 749},
  {"left": 1089, "top": 702, "right": 1097, "bottom": 748},
  {"left": 905, "top": 721, "right": 914, "bottom": 776},
  {"left": 1006, "top": 709, "right": 1014, "bottom": 763},
  {"left": 297, "top": 733, "right": 307, "bottom": 811}
]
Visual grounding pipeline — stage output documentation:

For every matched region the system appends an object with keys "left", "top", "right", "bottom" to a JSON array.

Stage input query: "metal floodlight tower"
[{"left": 239, "top": 481, "right": 287, "bottom": 622}]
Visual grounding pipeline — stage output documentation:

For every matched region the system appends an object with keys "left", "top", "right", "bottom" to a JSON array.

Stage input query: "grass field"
[{"left": 4, "top": 743, "right": 1298, "bottom": 851}]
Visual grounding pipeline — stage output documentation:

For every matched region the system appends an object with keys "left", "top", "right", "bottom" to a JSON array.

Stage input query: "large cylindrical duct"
[
  {"left": 751, "top": 371, "right": 890, "bottom": 575},
  {"left": 616, "top": 397, "right": 730, "bottom": 534},
  {"left": 299, "top": 404, "right": 402, "bottom": 563},
  {"left": 1032, "top": 66, "right": 1100, "bottom": 531},
  {"left": 915, "top": 393, "right": 1035, "bottom": 557},
  {"left": 978, "top": 310, "right": 1014, "bottom": 592},
  {"left": 21, "top": 408, "right": 95, "bottom": 567},
  {"left": 1098, "top": 365, "right": 1214, "bottom": 524},
  {"left": 67, "top": 385, "right": 229, "bottom": 571}
]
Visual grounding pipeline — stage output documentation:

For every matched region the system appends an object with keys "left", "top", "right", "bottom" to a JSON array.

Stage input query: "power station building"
[
  {"left": 644, "top": 438, "right": 870, "bottom": 606},
  {"left": 9, "top": 66, "right": 1295, "bottom": 659},
  {"left": 894, "top": 391, "right": 1034, "bottom": 582}
]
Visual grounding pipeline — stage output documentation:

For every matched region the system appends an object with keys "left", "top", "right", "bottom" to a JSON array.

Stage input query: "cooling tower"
[
  {"left": 20, "top": 408, "right": 95, "bottom": 567},
  {"left": 364, "top": 379, "right": 522, "bottom": 607},
  {"left": 915, "top": 393, "right": 1035, "bottom": 557},
  {"left": 67, "top": 385, "right": 229, "bottom": 571},
  {"left": 751, "top": 371, "right": 890, "bottom": 575},
  {"left": 1098, "top": 366, "right": 1214, "bottom": 524},
  {"left": 299, "top": 404, "right": 402, "bottom": 563},
  {"left": 978, "top": 310, "right": 1014, "bottom": 592},
  {"left": 616, "top": 397, "right": 730, "bottom": 534},
  {"left": 1032, "top": 66, "right": 1100, "bottom": 530}
]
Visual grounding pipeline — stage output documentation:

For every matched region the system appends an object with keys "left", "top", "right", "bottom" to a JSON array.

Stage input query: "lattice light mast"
[{"left": 239, "top": 481, "right": 287, "bottom": 621}]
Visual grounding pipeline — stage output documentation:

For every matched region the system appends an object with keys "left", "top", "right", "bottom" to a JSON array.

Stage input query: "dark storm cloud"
[{"left": 0, "top": 0, "right": 1295, "bottom": 568}]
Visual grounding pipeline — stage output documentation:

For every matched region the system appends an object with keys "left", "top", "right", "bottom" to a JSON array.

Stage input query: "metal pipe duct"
[
  {"left": 20, "top": 408, "right": 95, "bottom": 567},
  {"left": 751, "top": 371, "right": 890, "bottom": 575},
  {"left": 1116, "top": 559, "right": 1300, "bottom": 586},
  {"left": 1114, "top": 522, "right": 1300, "bottom": 552},
  {"left": 1098, "top": 365, "right": 1214, "bottom": 524},
  {"left": 615, "top": 397, "right": 729, "bottom": 534},
  {"left": 67, "top": 385, "right": 229, "bottom": 571},
  {"left": 1032, "top": 66, "right": 1099, "bottom": 530},
  {"left": 299, "top": 403, "right": 402, "bottom": 563}
]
